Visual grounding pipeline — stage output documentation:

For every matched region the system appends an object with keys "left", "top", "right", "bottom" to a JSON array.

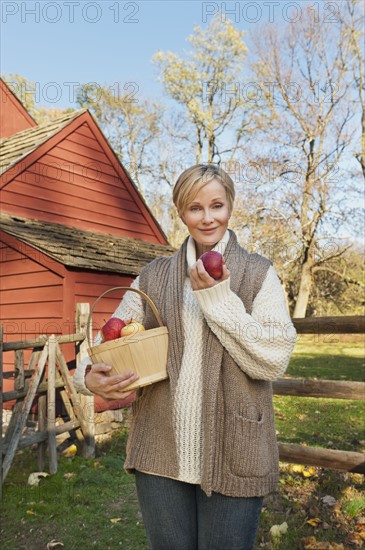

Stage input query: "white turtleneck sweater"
[{"left": 73, "top": 230, "right": 295, "bottom": 484}]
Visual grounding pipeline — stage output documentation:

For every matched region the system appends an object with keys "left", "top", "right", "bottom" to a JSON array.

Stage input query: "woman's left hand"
[{"left": 190, "top": 259, "right": 230, "bottom": 290}]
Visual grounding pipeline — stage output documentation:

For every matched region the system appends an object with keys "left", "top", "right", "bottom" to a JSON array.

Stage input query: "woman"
[{"left": 73, "top": 164, "right": 296, "bottom": 550}]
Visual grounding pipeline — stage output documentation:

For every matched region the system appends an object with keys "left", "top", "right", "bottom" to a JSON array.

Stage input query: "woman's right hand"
[{"left": 85, "top": 363, "right": 139, "bottom": 401}]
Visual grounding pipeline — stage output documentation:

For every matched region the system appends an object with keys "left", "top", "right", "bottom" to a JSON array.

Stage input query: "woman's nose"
[{"left": 202, "top": 209, "right": 214, "bottom": 223}]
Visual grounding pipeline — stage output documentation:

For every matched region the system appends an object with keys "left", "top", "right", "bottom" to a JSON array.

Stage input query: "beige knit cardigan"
[{"left": 125, "top": 230, "right": 284, "bottom": 497}]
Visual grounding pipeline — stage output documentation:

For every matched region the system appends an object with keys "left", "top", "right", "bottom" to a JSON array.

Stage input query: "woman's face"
[{"left": 182, "top": 179, "right": 231, "bottom": 256}]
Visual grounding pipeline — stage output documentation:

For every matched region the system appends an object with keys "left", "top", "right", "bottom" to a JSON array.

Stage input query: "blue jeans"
[{"left": 135, "top": 471, "right": 263, "bottom": 550}]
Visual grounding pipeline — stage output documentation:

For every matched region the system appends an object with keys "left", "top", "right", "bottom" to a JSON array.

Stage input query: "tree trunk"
[
  {"left": 293, "top": 260, "right": 313, "bottom": 318},
  {"left": 359, "top": 107, "right": 365, "bottom": 179}
]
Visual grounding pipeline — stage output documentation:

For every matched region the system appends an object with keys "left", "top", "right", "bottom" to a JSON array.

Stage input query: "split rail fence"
[
  {"left": 275, "top": 315, "right": 364, "bottom": 474},
  {"left": 0, "top": 304, "right": 94, "bottom": 499},
  {"left": 0, "top": 313, "right": 364, "bottom": 500}
]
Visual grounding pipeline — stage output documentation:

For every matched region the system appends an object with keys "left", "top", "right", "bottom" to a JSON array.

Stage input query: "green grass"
[
  {"left": 274, "top": 396, "right": 364, "bottom": 451},
  {"left": 287, "top": 336, "right": 364, "bottom": 382},
  {"left": 1, "top": 430, "right": 148, "bottom": 550},
  {"left": 1, "top": 338, "right": 364, "bottom": 549},
  {"left": 343, "top": 496, "right": 365, "bottom": 518},
  {"left": 275, "top": 337, "right": 365, "bottom": 452}
]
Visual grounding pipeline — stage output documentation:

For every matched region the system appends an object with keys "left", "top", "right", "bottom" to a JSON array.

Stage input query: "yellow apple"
[{"left": 120, "top": 321, "right": 145, "bottom": 337}]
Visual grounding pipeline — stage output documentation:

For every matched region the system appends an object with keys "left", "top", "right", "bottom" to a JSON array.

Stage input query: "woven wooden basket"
[{"left": 87, "top": 286, "right": 168, "bottom": 390}]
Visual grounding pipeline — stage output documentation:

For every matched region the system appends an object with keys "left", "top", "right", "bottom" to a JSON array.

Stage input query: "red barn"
[{"left": 0, "top": 78, "right": 175, "bottom": 411}]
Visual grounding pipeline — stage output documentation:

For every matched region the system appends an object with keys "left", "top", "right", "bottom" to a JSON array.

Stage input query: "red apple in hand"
[
  {"left": 101, "top": 317, "right": 126, "bottom": 341},
  {"left": 200, "top": 251, "right": 224, "bottom": 280}
]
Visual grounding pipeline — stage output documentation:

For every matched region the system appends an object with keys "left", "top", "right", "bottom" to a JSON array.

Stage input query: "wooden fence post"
[
  {"left": 75, "top": 303, "right": 95, "bottom": 458},
  {"left": 2, "top": 342, "right": 49, "bottom": 482},
  {"left": 37, "top": 394, "right": 47, "bottom": 471},
  {"left": 47, "top": 336, "right": 57, "bottom": 474}
]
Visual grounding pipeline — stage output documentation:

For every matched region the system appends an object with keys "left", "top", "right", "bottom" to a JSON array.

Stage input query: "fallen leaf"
[
  {"left": 279, "top": 521, "right": 288, "bottom": 534},
  {"left": 63, "top": 473, "right": 74, "bottom": 480},
  {"left": 303, "top": 543, "right": 344, "bottom": 549},
  {"left": 27, "top": 472, "right": 49, "bottom": 486},
  {"left": 269, "top": 521, "right": 288, "bottom": 538},
  {"left": 270, "top": 524, "right": 281, "bottom": 538},
  {"left": 306, "top": 517, "right": 323, "bottom": 527},
  {"left": 61, "top": 444, "right": 77, "bottom": 458},
  {"left": 332, "top": 505, "right": 341, "bottom": 519},
  {"left": 47, "top": 541, "right": 64, "bottom": 549},
  {"left": 302, "top": 535, "right": 317, "bottom": 545},
  {"left": 303, "top": 467, "right": 316, "bottom": 478},
  {"left": 110, "top": 518, "right": 127, "bottom": 524},
  {"left": 302, "top": 536, "right": 345, "bottom": 549},
  {"left": 347, "top": 532, "right": 365, "bottom": 546},
  {"left": 355, "top": 516, "right": 365, "bottom": 528},
  {"left": 302, "top": 536, "right": 317, "bottom": 547},
  {"left": 26, "top": 509, "right": 36, "bottom": 516}
]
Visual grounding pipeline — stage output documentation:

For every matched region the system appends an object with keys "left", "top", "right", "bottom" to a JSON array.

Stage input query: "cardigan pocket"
[{"left": 230, "top": 413, "right": 270, "bottom": 478}]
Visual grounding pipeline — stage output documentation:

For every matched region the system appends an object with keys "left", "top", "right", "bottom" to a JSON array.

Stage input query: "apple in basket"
[
  {"left": 200, "top": 251, "right": 223, "bottom": 280},
  {"left": 101, "top": 317, "right": 126, "bottom": 342},
  {"left": 120, "top": 320, "right": 145, "bottom": 337}
]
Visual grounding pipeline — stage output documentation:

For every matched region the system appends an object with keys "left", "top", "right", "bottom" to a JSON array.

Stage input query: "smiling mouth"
[{"left": 200, "top": 227, "right": 218, "bottom": 232}]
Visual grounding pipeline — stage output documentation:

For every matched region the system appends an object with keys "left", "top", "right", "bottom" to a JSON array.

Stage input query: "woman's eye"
[{"left": 213, "top": 204, "right": 223, "bottom": 208}]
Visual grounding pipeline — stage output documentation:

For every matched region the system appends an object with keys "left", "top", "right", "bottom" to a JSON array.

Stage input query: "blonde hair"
[{"left": 173, "top": 164, "right": 235, "bottom": 217}]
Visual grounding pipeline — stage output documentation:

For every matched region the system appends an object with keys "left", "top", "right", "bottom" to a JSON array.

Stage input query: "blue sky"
[
  {"left": 1, "top": 0, "right": 309, "bottom": 109},
  {"left": 2, "top": 0, "right": 222, "bottom": 107},
  {"left": 1, "top": 1, "right": 363, "bottom": 244}
]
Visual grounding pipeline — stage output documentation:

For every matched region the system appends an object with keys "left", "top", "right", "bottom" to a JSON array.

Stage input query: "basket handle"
[{"left": 86, "top": 286, "right": 164, "bottom": 348}]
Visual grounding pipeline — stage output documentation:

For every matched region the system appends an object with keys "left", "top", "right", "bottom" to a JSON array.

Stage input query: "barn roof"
[
  {"left": 0, "top": 213, "right": 176, "bottom": 276},
  {"left": 0, "top": 109, "right": 85, "bottom": 175}
]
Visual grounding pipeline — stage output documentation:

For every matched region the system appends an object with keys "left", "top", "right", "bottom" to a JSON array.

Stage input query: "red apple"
[
  {"left": 101, "top": 317, "right": 126, "bottom": 341},
  {"left": 200, "top": 251, "right": 224, "bottom": 280}
]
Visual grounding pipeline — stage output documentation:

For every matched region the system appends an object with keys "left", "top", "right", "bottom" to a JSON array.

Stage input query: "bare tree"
[
  {"left": 340, "top": 0, "right": 365, "bottom": 178},
  {"left": 152, "top": 14, "right": 250, "bottom": 164},
  {"left": 250, "top": 6, "right": 361, "bottom": 317}
]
